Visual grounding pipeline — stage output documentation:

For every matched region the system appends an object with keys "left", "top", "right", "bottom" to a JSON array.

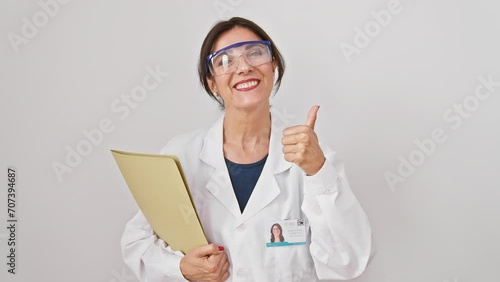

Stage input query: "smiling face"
[
  {"left": 272, "top": 225, "right": 281, "bottom": 237},
  {"left": 207, "top": 27, "right": 276, "bottom": 112}
]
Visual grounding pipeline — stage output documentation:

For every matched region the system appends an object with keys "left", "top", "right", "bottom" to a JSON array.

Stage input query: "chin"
[{"left": 234, "top": 91, "right": 271, "bottom": 106}]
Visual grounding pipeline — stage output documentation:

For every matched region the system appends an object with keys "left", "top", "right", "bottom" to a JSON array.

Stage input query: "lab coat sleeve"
[
  {"left": 121, "top": 210, "right": 189, "bottom": 282},
  {"left": 300, "top": 152, "right": 372, "bottom": 280}
]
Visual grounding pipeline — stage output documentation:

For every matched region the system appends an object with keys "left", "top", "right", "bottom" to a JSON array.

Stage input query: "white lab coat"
[{"left": 121, "top": 108, "right": 372, "bottom": 281}]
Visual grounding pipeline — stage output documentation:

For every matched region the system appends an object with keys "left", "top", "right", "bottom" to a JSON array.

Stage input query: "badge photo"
[{"left": 266, "top": 219, "right": 307, "bottom": 247}]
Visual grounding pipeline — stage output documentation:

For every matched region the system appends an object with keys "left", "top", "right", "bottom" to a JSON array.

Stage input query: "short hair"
[{"left": 198, "top": 17, "right": 286, "bottom": 108}]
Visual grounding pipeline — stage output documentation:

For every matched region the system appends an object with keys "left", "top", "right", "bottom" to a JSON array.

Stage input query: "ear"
[
  {"left": 207, "top": 77, "right": 218, "bottom": 95},
  {"left": 272, "top": 57, "right": 277, "bottom": 73}
]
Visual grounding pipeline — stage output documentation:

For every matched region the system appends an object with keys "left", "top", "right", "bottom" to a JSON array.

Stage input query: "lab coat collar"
[
  {"left": 199, "top": 107, "right": 292, "bottom": 221},
  {"left": 199, "top": 107, "right": 292, "bottom": 174}
]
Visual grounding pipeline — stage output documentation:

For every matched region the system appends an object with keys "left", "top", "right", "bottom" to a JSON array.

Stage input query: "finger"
[
  {"left": 283, "top": 152, "right": 296, "bottom": 163},
  {"left": 195, "top": 244, "right": 221, "bottom": 257},
  {"left": 283, "top": 125, "right": 310, "bottom": 136},
  {"left": 282, "top": 144, "right": 295, "bottom": 154},
  {"left": 214, "top": 251, "right": 227, "bottom": 266},
  {"left": 283, "top": 143, "right": 307, "bottom": 154},
  {"left": 217, "top": 259, "right": 230, "bottom": 281},
  {"left": 282, "top": 132, "right": 309, "bottom": 145},
  {"left": 222, "top": 259, "right": 230, "bottom": 272},
  {"left": 284, "top": 148, "right": 307, "bottom": 162},
  {"left": 305, "top": 105, "right": 320, "bottom": 129},
  {"left": 221, "top": 271, "right": 230, "bottom": 282},
  {"left": 217, "top": 258, "right": 230, "bottom": 278},
  {"left": 212, "top": 253, "right": 228, "bottom": 280}
]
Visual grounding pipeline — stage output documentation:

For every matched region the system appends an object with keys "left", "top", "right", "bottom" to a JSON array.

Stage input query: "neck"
[{"left": 223, "top": 104, "right": 271, "bottom": 149}]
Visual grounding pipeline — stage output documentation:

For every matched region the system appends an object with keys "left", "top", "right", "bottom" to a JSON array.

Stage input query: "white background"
[{"left": 1, "top": 0, "right": 499, "bottom": 281}]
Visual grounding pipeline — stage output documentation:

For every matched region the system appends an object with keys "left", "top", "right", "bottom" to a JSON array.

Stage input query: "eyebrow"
[
  {"left": 215, "top": 44, "right": 262, "bottom": 57},
  {"left": 244, "top": 43, "right": 261, "bottom": 49}
]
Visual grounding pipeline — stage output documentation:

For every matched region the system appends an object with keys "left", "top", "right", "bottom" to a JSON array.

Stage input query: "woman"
[
  {"left": 270, "top": 223, "right": 285, "bottom": 243},
  {"left": 121, "top": 17, "right": 372, "bottom": 281}
]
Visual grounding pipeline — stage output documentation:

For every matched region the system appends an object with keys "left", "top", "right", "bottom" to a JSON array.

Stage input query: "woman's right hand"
[{"left": 180, "top": 244, "right": 230, "bottom": 282}]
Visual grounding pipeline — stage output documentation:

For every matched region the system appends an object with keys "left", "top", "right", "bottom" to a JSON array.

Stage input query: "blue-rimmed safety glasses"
[{"left": 206, "top": 40, "right": 272, "bottom": 76}]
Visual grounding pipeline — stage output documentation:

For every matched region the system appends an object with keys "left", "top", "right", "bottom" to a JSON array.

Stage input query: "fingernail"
[{"left": 218, "top": 246, "right": 224, "bottom": 251}]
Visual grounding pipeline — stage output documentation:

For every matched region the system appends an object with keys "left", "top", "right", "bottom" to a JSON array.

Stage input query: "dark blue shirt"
[{"left": 225, "top": 155, "right": 268, "bottom": 213}]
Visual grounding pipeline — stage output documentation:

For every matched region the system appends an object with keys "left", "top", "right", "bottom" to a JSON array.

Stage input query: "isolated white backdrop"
[{"left": 1, "top": 0, "right": 499, "bottom": 281}]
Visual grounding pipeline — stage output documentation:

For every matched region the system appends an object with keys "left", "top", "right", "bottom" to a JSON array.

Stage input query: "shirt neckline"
[{"left": 224, "top": 154, "right": 268, "bottom": 168}]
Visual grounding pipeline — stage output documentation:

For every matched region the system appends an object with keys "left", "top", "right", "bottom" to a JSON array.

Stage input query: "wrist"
[
  {"left": 179, "top": 257, "right": 188, "bottom": 279},
  {"left": 306, "top": 156, "right": 326, "bottom": 176}
]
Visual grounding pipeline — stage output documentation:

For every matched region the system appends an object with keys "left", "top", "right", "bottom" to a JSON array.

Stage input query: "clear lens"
[{"left": 209, "top": 43, "right": 272, "bottom": 76}]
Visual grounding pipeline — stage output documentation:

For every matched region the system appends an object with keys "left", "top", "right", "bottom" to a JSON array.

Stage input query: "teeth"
[{"left": 236, "top": 80, "right": 258, "bottom": 90}]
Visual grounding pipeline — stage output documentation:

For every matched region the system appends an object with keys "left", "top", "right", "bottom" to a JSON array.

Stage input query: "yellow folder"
[{"left": 111, "top": 149, "right": 208, "bottom": 254}]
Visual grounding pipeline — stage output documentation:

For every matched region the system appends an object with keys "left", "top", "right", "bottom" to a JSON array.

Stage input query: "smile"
[{"left": 234, "top": 79, "right": 260, "bottom": 91}]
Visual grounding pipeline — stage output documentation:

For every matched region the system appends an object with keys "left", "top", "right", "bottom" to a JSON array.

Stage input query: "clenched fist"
[{"left": 180, "top": 244, "right": 230, "bottom": 282}]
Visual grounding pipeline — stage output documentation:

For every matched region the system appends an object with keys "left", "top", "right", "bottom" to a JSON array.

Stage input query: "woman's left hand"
[{"left": 282, "top": 105, "right": 326, "bottom": 176}]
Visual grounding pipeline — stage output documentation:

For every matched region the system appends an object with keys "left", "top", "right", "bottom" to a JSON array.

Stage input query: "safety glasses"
[{"left": 206, "top": 40, "right": 272, "bottom": 76}]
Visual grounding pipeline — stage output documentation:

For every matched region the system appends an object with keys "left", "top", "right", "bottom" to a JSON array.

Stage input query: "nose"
[{"left": 235, "top": 55, "right": 253, "bottom": 75}]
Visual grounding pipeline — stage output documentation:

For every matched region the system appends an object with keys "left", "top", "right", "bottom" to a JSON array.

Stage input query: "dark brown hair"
[
  {"left": 198, "top": 17, "right": 286, "bottom": 108},
  {"left": 270, "top": 223, "right": 285, "bottom": 243}
]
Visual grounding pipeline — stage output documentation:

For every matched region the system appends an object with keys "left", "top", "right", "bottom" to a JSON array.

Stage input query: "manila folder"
[{"left": 111, "top": 149, "right": 207, "bottom": 254}]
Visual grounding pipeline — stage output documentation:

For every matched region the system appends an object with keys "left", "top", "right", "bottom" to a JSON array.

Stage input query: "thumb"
[
  {"left": 305, "top": 105, "right": 320, "bottom": 129},
  {"left": 195, "top": 244, "right": 221, "bottom": 257}
]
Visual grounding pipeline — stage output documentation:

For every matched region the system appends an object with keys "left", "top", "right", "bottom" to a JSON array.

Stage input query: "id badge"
[{"left": 265, "top": 219, "right": 307, "bottom": 247}]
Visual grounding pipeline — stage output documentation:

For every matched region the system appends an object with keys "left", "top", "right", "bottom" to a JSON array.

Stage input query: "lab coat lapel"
[
  {"left": 200, "top": 113, "right": 242, "bottom": 218},
  {"left": 199, "top": 109, "right": 293, "bottom": 224},
  {"left": 235, "top": 161, "right": 280, "bottom": 226},
  {"left": 236, "top": 109, "right": 292, "bottom": 226}
]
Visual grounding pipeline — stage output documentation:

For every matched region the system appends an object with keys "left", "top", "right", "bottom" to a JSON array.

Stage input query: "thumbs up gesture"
[{"left": 282, "top": 105, "right": 326, "bottom": 175}]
